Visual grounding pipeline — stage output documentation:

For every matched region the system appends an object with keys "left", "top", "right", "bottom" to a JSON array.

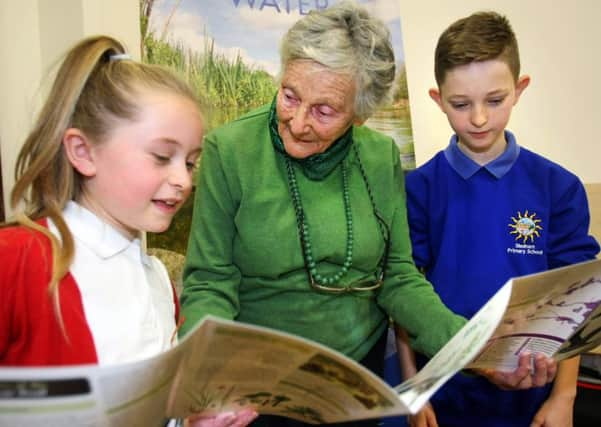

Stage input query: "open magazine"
[{"left": 1, "top": 259, "right": 600, "bottom": 426}]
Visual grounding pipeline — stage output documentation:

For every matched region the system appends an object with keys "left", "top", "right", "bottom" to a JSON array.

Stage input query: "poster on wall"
[{"left": 140, "top": 0, "right": 415, "bottom": 262}]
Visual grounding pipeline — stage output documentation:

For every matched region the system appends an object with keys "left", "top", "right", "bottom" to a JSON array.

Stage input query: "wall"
[
  {"left": 399, "top": 0, "right": 601, "bottom": 183},
  {"left": 0, "top": 0, "right": 43, "bottom": 220},
  {"left": 2, "top": 0, "right": 601, "bottom": 217},
  {"left": 0, "top": 0, "right": 140, "bottom": 219}
]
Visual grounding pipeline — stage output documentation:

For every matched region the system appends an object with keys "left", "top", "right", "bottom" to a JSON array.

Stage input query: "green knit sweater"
[{"left": 180, "top": 104, "right": 466, "bottom": 360}]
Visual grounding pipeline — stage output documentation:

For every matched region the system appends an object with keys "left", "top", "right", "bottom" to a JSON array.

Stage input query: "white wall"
[
  {"left": 2, "top": 0, "right": 601, "bottom": 218},
  {"left": 0, "top": 0, "right": 140, "bottom": 219},
  {"left": 0, "top": 0, "right": 43, "bottom": 218},
  {"left": 399, "top": 0, "right": 601, "bottom": 183}
]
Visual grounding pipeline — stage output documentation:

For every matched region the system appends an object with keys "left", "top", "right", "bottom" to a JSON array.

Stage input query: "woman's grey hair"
[{"left": 280, "top": 0, "right": 395, "bottom": 120}]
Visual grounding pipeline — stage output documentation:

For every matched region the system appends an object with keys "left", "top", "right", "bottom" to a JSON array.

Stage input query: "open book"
[{"left": 1, "top": 259, "right": 600, "bottom": 426}]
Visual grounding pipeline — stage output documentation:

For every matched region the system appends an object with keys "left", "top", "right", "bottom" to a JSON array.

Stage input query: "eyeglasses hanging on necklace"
[{"left": 283, "top": 144, "right": 390, "bottom": 294}]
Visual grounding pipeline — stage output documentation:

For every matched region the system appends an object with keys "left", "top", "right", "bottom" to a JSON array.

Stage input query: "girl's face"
[{"left": 78, "top": 91, "right": 203, "bottom": 239}]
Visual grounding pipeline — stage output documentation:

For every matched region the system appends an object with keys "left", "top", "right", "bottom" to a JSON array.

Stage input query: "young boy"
[{"left": 401, "top": 11, "right": 600, "bottom": 427}]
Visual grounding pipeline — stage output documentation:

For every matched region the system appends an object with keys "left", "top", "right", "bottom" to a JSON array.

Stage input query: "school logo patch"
[{"left": 508, "top": 210, "right": 542, "bottom": 243}]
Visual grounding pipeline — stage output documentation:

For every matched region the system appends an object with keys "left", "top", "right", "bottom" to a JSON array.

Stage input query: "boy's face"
[{"left": 430, "top": 59, "right": 529, "bottom": 164}]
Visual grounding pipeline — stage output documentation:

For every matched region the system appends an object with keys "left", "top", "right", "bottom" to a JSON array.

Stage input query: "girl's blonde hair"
[{"left": 9, "top": 35, "right": 199, "bottom": 322}]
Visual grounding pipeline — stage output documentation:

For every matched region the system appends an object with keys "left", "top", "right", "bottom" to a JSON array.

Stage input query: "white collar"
[{"left": 61, "top": 201, "right": 151, "bottom": 266}]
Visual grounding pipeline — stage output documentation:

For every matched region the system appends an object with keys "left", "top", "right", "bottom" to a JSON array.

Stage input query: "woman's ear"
[
  {"left": 62, "top": 128, "right": 96, "bottom": 177},
  {"left": 353, "top": 117, "right": 366, "bottom": 127}
]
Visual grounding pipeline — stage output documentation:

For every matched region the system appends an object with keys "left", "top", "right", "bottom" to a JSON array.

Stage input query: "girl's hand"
[{"left": 187, "top": 409, "right": 258, "bottom": 427}]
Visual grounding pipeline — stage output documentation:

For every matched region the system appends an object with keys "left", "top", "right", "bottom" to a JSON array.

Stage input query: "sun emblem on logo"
[{"left": 509, "top": 210, "right": 542, "bottom": 243}]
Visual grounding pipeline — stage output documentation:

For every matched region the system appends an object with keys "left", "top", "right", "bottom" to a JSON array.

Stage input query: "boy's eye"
[
  {"left": 450, "top": 102, "right": 468, "bottom": 110},
  {"left": 488, "top": 98, "right": 504, "bottom": 105}
]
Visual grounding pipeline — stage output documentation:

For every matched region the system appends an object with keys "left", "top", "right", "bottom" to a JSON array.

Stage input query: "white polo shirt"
[{"left": 48, "top": 201, "right": 176, "bottom": 364}]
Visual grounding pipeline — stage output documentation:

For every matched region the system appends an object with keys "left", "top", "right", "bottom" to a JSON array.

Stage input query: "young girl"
[{"left": 0, "top": 35, "right": 256, "bottom": 427}]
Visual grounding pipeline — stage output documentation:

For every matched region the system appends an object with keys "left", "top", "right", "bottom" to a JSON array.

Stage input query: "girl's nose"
[{"left": 169, "top": 164, "right": 192, "bottom": 193}]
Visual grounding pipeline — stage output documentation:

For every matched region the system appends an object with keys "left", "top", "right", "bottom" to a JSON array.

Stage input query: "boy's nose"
[{"left": 470, "top": 106, "right": 488, "bottom": 127}]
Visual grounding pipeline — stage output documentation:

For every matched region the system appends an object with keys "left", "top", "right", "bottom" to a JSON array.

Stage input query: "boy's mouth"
[{"left": 469, "top": 130, "right": 490, "bottom": 139}]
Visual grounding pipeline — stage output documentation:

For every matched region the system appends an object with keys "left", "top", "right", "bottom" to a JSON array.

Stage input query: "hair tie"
[{"left": 109, "top": 53, "right": 131, "bottom": 61}]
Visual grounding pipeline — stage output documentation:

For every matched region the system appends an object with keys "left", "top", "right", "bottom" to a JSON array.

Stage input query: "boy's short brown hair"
[{"left": 434, "top": 11, "right": 520, "bottom": 85}]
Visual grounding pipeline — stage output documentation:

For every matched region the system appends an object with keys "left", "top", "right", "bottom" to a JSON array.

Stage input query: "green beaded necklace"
[
  {"left": 284, "top": 155, "right": 353, "bottom": 286},
  {"left": 283, "top": 144, "right": 390, "bottom": 292},
  {"left": 269, "top": 96, "right": 389, "bottom": 292}
]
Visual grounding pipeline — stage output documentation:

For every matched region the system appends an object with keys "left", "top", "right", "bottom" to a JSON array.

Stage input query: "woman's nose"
[{"left": 289, "top": 106, "right": 310, "bottom": 134}]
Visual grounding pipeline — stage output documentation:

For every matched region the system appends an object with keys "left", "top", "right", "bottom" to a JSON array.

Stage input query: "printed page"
[
  {"left": 167, "top": 318, "right": 410, "bottom": 424},
  {"left": 0, "top": 317, "right": 409, "bottom": 426},
  {"left": 469, "top": 258, "right": 601, "bottom": 371},
  {"left": 395, "top": 282, "right": 512, "bottom": 412},
  {"left": 0, "top": 367, "right": 104, "bottom": 427},
  {"left": 6, "top": 275, "right": 577, "bottom": 427},
  {"left": 555, "top": 302, "right": 601, "bottom": 360},
  {"left": 0, "top": 359, "right": 177, "bottom": 427}
]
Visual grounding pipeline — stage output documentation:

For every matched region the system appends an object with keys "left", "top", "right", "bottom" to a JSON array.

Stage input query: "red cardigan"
[{"left": 0, "top": 221, "right": 179, "bottom": 366}]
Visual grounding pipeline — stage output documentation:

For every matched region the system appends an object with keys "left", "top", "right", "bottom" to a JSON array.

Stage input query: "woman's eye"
[
  {"left": 282, "top": 90, "right": 299, "bottom": 104},
  {"left": 313, "top": 105, "right": 335, "bottom": 120}
]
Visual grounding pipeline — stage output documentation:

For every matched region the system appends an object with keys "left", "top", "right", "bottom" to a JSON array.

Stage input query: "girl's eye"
[
  {"left": 153, "top": 154, "right": 170, "bottom": 163},
  {"left": 186, "top": 161, "right": 197, "bottom": 172}
]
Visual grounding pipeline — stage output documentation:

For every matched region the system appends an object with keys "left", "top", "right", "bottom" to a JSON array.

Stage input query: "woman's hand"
[
  {"left": 407, "top": 402, "right": 438, "bottom": 427},
  {"left": 476, "top": 352, "right": 557, "bottom": 390},
  {"left": 187, "top": 409, "right": 258, "bottom": 427}
]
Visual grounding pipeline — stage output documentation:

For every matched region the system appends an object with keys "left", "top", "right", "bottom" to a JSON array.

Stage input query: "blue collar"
[{"left": 443, "top": 130, "right": 520, "bottom": 179}]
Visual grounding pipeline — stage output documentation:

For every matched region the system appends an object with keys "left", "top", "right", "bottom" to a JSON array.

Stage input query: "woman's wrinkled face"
[{"left": 276, "top": 60, "right": 360, "bottom": 159}]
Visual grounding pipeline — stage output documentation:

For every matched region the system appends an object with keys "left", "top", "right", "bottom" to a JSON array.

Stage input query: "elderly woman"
[{"left": 180, "top": 2, "right": 554, "bottom": 427}]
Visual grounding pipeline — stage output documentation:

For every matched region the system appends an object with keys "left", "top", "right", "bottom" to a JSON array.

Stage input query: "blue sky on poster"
[{"left": 148, "top": 0, "right": 405, "bottom": 76}]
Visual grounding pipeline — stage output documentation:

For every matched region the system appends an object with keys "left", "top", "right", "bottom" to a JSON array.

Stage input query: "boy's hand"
[
  {"left": 187, "top": 409, "right": 258, "bottom": 427},
  {"left": 530, "top": 392, "right": 575, "bottom": 427},
  {"left": 408, "top": 402, "right": 438, "bottom": 427},
  {"left": 476, "top": 353, "right": 557, "bottom": 390}
]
